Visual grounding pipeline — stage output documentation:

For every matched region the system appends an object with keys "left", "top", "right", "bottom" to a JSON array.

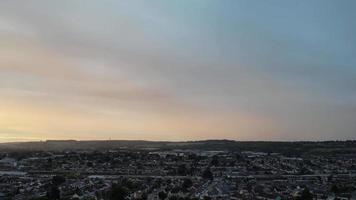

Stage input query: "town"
[{"left": 0, "top": 142, "right": 355, "bottom": 200}]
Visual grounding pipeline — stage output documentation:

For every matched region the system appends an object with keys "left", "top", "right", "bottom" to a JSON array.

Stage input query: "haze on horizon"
[{"left": 0, "top": 0, "right": 356, "bottom": 142}]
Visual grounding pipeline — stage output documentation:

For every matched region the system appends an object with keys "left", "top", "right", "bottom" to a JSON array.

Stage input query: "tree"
[
  {"left": 46, "top": 176, "right": 64, "bottom": 200},
  {"left": 182, "top": 178, "right": 193, "bottom": 190},
  {"left": 202, "top": 168, "right": 213, "bottom": 180},
  {"left": 47, "top": 185, "right": 60, "bottom": 200},
  {"left": 30, "top": 197, "right": 50, "bottom": 200},
  {"left": 169, "top": 196, "right": 179, "bottom": 200},
  {"left": 331, "top": 184, "right": 339, "bottom": 194},
  {"left": 52, "top": 175, "right": 66, "bottom": 186},
  {"left": 300, "top": 187, "right": 313, "bottom": 200},
  {"left": 87, "top": 161, "right": 94, "bottom": 167},
  {"left": 109, "top": 184, "right": 129, "bottom": 200},
  {"left": 210, "top": 156, "right": 219, "bottom": 166},
  {"left": 177, "top": 164, "right": 188, "bottom": 176},
  {"left": 140, "top": 192, "right": 148, "bottom": 200},
  {"left": 158, "top": 191, "right": 167, "bottom": 200}
]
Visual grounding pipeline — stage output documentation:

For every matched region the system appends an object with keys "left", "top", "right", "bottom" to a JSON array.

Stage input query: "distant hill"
[{"left": 0, "top": 140, "right": 355, "bottom": 156}]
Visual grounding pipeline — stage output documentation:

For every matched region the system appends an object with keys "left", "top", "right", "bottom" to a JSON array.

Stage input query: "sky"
[{"left": 0, "top": 0, "right": 355, "bottom": 142}]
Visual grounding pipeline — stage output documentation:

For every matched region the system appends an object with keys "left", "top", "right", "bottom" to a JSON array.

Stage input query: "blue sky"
[{"left": 0, "top": 0, "right": 355, "bottom": 141}]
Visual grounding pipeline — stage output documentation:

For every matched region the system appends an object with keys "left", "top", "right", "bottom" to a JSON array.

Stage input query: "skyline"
[{"left": 1, "top": 0, "right": 356, "bottom": 142}]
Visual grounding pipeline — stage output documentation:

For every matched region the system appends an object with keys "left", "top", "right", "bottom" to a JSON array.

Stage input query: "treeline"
[{"left": 0, "top": 140, "right": 355, "bottom": 156}]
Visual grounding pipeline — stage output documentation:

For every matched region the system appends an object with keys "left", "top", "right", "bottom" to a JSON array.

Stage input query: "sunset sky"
[{"left": 1, "top": 0, "right": 356, "bottom": 142}]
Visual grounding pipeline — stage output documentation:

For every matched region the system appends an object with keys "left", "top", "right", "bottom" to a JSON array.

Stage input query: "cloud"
[{"left": 0, "top": 0, "right": 355, "bottom": 141}]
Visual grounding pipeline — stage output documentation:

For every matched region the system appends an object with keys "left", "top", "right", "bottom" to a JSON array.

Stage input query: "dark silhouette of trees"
[
  {"left": 52, "top": 175, "right": 66, "bottom": 186},
  {"left": 298, "top": 187, "right": 313, "bottom": 200},
  {"left": 169, "top": 196, "right": 179, "bottom": 200},
  {"left": 47, "top": 185, "right": 60, "bottom": 200},
  {"left": 177, "top": 164, "right": 188, "bottom": 176},
  {"left": 331, "top": 184, "right": 339, "bottom": 194},
  {"left": 158, "top": 191, "right": 167, "bottom": 200},
  {"left": 202, "top": 167, "right": 213, "bottom": 180},
  {"left": 182, "top": 178, "right": 193, "bottom": 191},
  {"left": 109, "top": 184, "right": 129, "bottom": 200},
  {"left": 46, "top": 175, "right": 66, "bottom": 199},
  {"left": 210, "top": 155, "right": 219, "bottom": 166}
]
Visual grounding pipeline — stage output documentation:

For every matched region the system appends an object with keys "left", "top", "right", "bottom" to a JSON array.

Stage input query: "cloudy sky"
[{"left": 0, "top": 0, "right": 355, "bottom": 142}]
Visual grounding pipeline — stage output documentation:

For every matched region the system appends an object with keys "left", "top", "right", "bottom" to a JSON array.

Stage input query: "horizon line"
[{"left": 1, "top": 138, "right": 355, "bottom": 145}]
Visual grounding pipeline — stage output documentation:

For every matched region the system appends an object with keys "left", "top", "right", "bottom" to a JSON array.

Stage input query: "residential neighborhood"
[{"left": 0, "top": 146, "right": 355, "bottom": 200}]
